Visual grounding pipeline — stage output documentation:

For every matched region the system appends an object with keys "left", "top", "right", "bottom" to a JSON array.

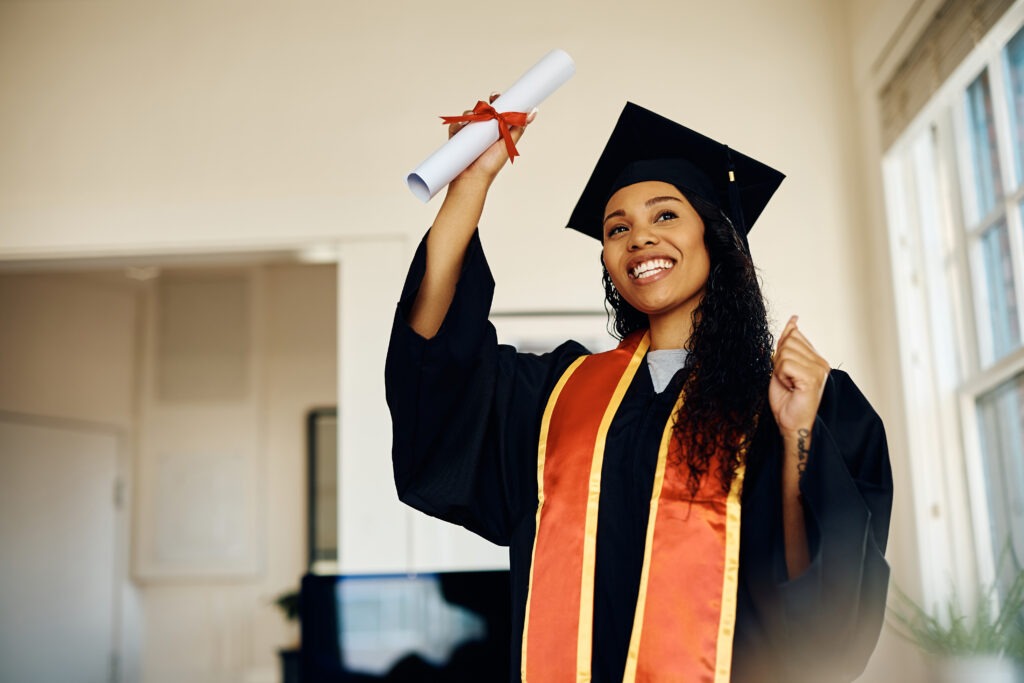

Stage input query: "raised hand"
[
  {"left": 769, "top": 315, "right": 830, "bottom": 440},
  {"left": 448, "top": 92, "right": 536, "bottom": 186},
  {"left": 409, "top": 93, "right": 536, "bottom": 339}
]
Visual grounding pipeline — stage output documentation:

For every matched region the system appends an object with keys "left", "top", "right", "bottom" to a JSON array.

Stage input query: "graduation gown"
[{"left": 385, "top": 231, "right": 893, "bottom": 683}]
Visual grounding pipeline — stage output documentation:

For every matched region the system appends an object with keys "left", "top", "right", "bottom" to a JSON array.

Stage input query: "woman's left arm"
[
  {"left": 741, "top": 362, "right": 892, "bottom": 682},
  {"left": 769, "top": 315, "right": 831, "bottom": 579}
]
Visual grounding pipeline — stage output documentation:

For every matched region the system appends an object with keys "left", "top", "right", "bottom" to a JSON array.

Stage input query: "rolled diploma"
[{"left": 406, "top": 48, "right": 576, "bottom": 202}]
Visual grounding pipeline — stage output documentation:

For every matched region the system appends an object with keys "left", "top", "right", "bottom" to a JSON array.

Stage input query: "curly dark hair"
[{"left": 601, "top": 191, "right": 774, "bottom": 497}]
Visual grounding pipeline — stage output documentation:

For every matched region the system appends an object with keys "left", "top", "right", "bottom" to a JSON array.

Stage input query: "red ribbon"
[{"left": 441, "top": 101, "right": 530, "bottom": 162}]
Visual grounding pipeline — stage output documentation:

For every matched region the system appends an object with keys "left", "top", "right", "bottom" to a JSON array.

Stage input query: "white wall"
[
  {"left": 842, "top": 1, "right": 950, "bottom": 681},
  {"left": 0, "top": 274, "right": 137, "bottom": 426},
  {"left": 0, "top": 264, "right": 336, "bottom": 683},
  {"left": 136, "top": 263, "right": 336, "bottom": 683},
  {"left": 0, "top": 273, "right": 139, "bottom": 679}
]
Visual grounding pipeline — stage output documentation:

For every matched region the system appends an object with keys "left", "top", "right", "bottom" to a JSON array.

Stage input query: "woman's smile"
[{"left": 628, "top": 256, "right": 676, "bottom": 281}]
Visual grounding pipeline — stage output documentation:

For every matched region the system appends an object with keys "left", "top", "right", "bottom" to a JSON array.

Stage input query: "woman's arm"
[
  {"left": 769, "top": 315, "right": 831, "bottom": 578},
  {"left": 738, "top": 370, "right": 892, "bottom": 682},
  {"left": 408, "top": 96, "right": 535, "bottom": 338}
]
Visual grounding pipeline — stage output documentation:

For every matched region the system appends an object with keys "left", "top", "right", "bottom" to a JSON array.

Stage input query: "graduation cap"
[{"left": 567, "top": 102, "right": 785, "bottom": 245}]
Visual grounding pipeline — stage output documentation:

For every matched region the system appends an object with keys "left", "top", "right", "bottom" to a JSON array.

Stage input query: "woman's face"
[{"left": 602, "top": 180, "right": 710, "bottom": 328}]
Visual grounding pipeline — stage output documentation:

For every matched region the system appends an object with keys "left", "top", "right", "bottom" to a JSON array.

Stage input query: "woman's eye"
[
  {"left": 607, "top": 225, "right": 628, "bottom": 238},
  {"left": 655, "top": 211, "right": 677, "bottom": 222}
]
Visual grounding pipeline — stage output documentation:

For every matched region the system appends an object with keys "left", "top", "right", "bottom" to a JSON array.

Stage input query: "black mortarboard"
[{"left": 567, "top": 102, "right": 785, "bottom": 244}]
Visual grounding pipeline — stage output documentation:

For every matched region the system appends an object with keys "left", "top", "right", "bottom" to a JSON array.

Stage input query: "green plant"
[
  {"left": 887, "top": 553, "right": 1024, "bottom": 659},
  {"left": 274, "top": 589, "right": 301, "bottom": 622}
]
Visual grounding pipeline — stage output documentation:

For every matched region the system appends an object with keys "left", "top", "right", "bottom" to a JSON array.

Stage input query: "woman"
[{"left": 385, "top": 101, "right": 892, "bottom": 683}]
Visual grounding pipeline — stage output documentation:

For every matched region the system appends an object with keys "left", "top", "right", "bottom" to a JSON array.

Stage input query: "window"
[{"left": 883, "top": 3, "right": 1024, "bottom": 599}]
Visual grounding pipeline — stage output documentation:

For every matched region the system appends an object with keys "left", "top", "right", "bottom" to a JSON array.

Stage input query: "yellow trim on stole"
[
  {"left": 714, "top": 454, "right": 746, "bottom": 682},
  {"left": 521, "top": 355, "right": 586, "bottom": 682},
  {"left": 621, "top": 400, "right": 749, "bottom": 683},
  {"left": 576, "top": 332, "right": 649, "bottom": 681},
  {"left": 621, "top": 393, "right": 683, "bottom": 682}
]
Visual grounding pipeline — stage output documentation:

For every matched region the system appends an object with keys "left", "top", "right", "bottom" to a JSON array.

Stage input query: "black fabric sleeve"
[
  {"left": 739, "top": 369, "right": 893, "bottom": 683},
  {"left": 384, "top": 230, "right": 587, "bottom": 546}
]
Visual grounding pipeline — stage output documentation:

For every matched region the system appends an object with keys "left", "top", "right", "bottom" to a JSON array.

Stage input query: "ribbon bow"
[{"left": 441, "top": 101, "right": 530, "bottom": 162}]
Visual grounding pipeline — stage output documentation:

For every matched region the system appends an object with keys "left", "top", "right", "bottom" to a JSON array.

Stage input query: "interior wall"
[
  {"left": 137, "top": 263, "right": 336, "bottom": 683},
  {"left": 0, "top": 264, "right": 336, "bottom": 683},
  {"left": 0, "top": 273, "right": 138, "bottom": 679},
  {"left": 842, "top": 1, "right": 947, "bottom": 681},
  {"left": 0, "top": 273, "right": 137, "bottom": 427}
]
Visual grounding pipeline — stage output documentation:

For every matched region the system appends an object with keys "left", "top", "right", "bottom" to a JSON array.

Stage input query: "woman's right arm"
[
  {"left": 388, "top": 102, "right": 578, "bottom": 545},
  {"left": 408, "top": 99, "right": 534, "bottom": 338}
]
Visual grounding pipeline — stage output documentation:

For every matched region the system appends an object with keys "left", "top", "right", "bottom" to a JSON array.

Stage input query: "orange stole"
[
  {"left": 522, "top": 331, "right": 649, "bottom": 683},
  {"left": 522, "top": 332, "right": 744, "bottom": 683},
  {"left": 623, "top": 394, "right": 745, "bottom": 683}
]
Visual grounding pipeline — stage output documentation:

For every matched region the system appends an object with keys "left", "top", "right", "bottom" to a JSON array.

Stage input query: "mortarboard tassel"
[{"left": 725, "top": 146, "right": 751, "bottom": 253}]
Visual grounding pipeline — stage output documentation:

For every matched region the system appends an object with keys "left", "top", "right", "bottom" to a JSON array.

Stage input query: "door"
[{"left": 0, "top": 418, "right": 120, "bottom": 683}]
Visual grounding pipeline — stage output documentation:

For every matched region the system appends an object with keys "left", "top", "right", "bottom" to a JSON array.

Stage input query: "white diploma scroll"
[{"left": 406, "top": 49, "right": 576, "bottom": 202}]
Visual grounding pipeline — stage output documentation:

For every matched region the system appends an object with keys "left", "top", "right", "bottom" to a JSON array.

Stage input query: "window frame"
[{"left": 883, "top": 0, "right": 1024, "bottom": 602}]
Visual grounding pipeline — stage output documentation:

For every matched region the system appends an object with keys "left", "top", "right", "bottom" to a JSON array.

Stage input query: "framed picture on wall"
[{"left": 308, "top": 407, "right": 338, "bottom": 573}]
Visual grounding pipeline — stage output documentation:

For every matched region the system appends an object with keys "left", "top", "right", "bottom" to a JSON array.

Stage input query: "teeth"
[{"left": 630, "top": 258, "right": 673, "bottom": 279}]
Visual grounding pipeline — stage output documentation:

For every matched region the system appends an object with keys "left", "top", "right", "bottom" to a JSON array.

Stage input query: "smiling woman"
[{"left": 385, "top": 101, "right": 894, "bottom": 683}]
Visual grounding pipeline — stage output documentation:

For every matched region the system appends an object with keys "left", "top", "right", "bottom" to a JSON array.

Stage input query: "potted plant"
[
  {"left": 275, "top": 589, "right": 301, "bottom": 623},
  {"left": 888, "top": 557, "right": 1024, "bottom": 683},
  {"left": 273, "top": 588, "right": 301, "bottom": 683}
]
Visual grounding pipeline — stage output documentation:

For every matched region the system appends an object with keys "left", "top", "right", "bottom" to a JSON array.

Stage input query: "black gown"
[{"left": 385, "top": 231, "right": 893, "bottom": 683}]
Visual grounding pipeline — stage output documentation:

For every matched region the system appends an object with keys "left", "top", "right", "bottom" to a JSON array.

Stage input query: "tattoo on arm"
[{"left": 796, "top": 428, "right": 810, "bottom": 478}]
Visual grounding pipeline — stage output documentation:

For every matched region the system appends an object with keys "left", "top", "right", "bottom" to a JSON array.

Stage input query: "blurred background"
[{"left": 1, "top": 0, "right": 1022, "bottom": 681}]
